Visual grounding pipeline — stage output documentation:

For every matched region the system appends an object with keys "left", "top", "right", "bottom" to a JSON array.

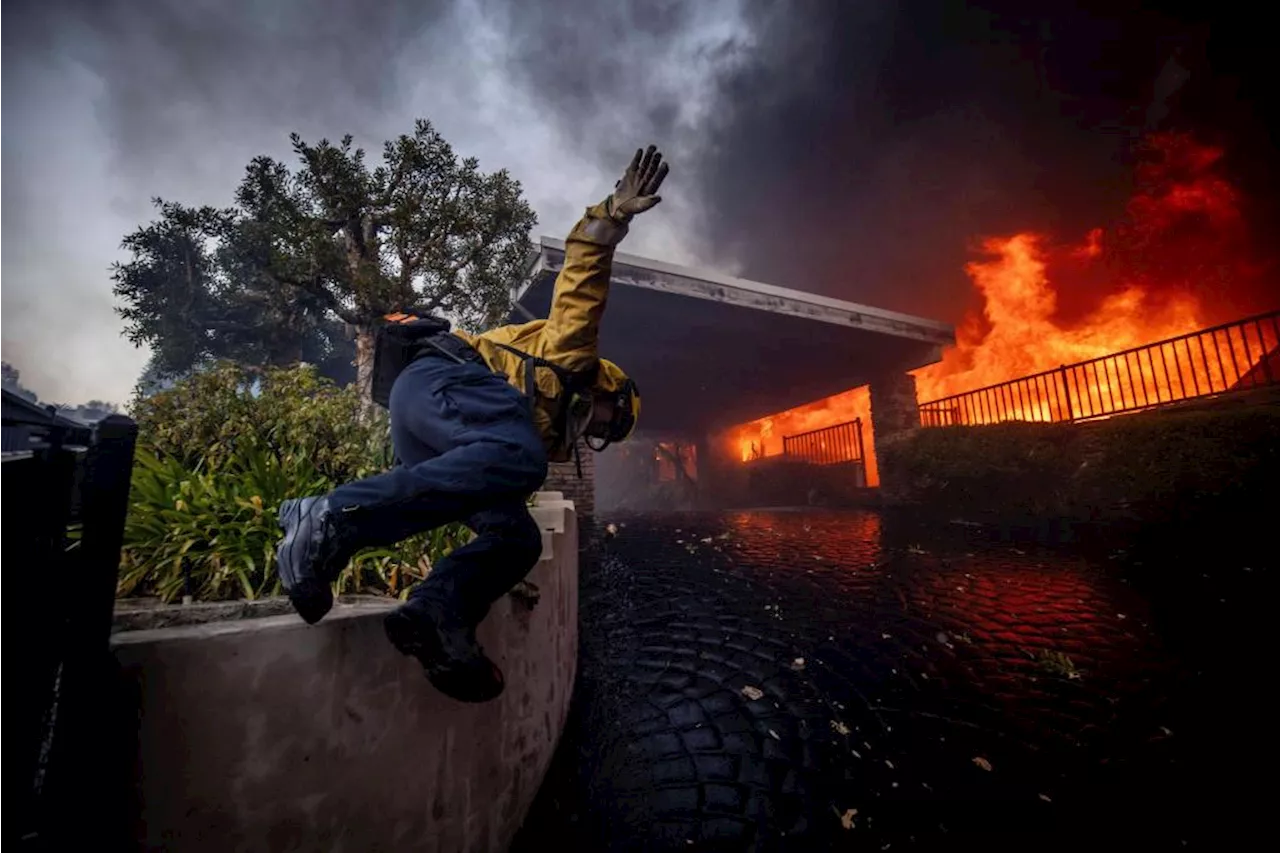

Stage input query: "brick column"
[
  {"left": 868, "top": 372, "right": 919, "bottom": 490},
  {"left": 542, "top": 439, "right": 595, "bottom": 522}
]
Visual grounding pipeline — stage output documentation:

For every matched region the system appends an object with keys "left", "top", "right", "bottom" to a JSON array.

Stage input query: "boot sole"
[{"left": 383, "top": 609, "right": 505, "bottom": 704}]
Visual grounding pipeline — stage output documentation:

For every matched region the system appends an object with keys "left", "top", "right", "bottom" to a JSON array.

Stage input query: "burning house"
[
  {"left": 514, "top": 133, "right": 1276, "bottom": 517},
  {"left": 508, "top": 239, "right": 955, "bottom": 512}
]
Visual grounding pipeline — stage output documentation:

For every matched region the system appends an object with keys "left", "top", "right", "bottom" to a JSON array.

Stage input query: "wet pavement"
[{"left": 513, "top": 509, "right": 1273, "bottom": 852}]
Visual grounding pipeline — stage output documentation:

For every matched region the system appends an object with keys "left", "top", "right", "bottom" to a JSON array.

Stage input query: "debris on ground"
[
  {"left": 791, "top": 657, "right": 806, "bottom": 671},
  {"left": 1039, "top": 793, "right": 1052, "bottom": 802},
  {"left": 509, "top": 580, "right": 541, "bottom": 608},
  {"left": 1032, "top": 649, "right": 1082, "bottom": 679},
  {"left": 831, "top": 720, "right": 851, "bottom": 736},
  {"left": 835, "top": 807, "right": 858, "bottom": 830},
  {"left": 768, "top": 729, "right": 781, "bottom": 740},
  {"left": 972, "top": 756, "right": 993, "bottom": 771},
  {"left": 741, "top": 685, "right": 765, "bottom": 701},
  {"left": 604, "top": 523, "right": 618, "bottom": 537}
]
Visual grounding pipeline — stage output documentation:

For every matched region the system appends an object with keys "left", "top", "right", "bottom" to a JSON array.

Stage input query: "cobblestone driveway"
[{"left": 516, "top": 509, "right": 1270, "bottom": 852}]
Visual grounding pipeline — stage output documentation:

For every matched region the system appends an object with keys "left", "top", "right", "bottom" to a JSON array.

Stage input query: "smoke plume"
[{"left": 3, "top": 0, "right": 1273, "bottom": 404}]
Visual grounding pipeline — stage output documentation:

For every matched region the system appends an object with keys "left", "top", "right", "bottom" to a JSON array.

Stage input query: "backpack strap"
[{"left": 493, "top": 342, "right": 597, "bottom": 478}]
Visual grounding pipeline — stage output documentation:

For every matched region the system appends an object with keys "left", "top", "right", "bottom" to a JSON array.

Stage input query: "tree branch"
[{"left": 272, "top": 271, "right": 360, "bottom": 325}]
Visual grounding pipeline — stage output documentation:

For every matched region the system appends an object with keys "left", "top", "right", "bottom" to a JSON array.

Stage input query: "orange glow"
[
  {"left": 912, "top": 134, "right": 1261, "bottom": 418},
  {"left": 723, "top": 133, "right": 1270, "bottom": 472},
  {"left": 911, "top": 232, "right": 1204, "bottom": 407},
  {"left": 726, "top": 387, "right": 879, "bottom": 486}
]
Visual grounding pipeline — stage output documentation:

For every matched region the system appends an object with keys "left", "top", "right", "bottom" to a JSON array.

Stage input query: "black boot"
[
  {"left": 275, "top": 496, "right": 356, "bottom": 624},
  {"left": 383, "top": 597, "right": 505, "bottom": 703}
]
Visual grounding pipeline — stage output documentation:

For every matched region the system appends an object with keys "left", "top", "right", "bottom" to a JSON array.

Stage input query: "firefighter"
[{"left": 275, "top": 145, "right": 668, "bottom": 703}]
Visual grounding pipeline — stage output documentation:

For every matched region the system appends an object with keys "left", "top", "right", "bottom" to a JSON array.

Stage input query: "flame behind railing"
[{"left": 919, "top": 309, "right": 1280, "bottom": 426}]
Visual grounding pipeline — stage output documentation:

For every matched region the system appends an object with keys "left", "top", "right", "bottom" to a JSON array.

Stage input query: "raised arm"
[{"left": 540, "top": 146, "right": 669, "bottom": 374}]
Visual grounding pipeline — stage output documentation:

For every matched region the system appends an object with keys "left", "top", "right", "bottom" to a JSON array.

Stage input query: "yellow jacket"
[{"left": 453, "top": 200, "right": 627, "bottom": 461}]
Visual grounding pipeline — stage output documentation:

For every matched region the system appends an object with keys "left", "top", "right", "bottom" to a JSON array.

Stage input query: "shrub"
[
  {"left": 129, "top": 362, "right": 392, "bottom": 483},
  {"left": 120, "top": 362, "right": 472, "bottom": 602}
]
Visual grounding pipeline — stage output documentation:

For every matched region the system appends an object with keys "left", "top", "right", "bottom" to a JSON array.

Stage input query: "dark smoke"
[
  {"left": 687, "top": 0, "right": 1277, "bottom": 319},
  {"left": 4, "top": 0, "right": 1274, "bottom": 404},
  {"left": 502, "top": 0, "right": 1276, "bottom": 318}
]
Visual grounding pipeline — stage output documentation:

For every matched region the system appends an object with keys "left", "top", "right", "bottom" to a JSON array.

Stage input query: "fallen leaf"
[
  {"left": 741, "top": 685, "right": 765, "bottom": 701},
  {"left": 972, "top": 756, "right": 993, "bottom": 772},
  {"left": 700, "top": 537, "right": 712, "bottom": 544},
  {"left": 768, "top": 729, "right": 781, "bottom": 740},
  {"left": 838, "top": 807, "right": 858, "bottom": 830},
  {"left": 1039, "top": 793, "right": 1052, "bottom": 802},
  {"left": 831, "top": 720, "right": 851, "bottom": 736},
  {"left": 850, "top": 748, "right": 862, "bottom": 759},
  {"left": 1159, "top": 726, "right": 1173, "bottom": 736},
  {"left": 605, "top": 523, "right": 618, "bottom": 537},
  {"left": 885, "top": 760, "right": 895, "bottom": 770},
  {"left": 791, "top": 657, "right": 806, "bottom": 671}
]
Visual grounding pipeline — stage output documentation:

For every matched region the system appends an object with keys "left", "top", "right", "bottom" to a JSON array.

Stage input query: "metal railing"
[
  {"left": 4, "top": 390, "right": 139, "bottom": 848},
  {"left": 918, "top": 309, "right": 1280, "bottom": 427},
  {"left": 783, "top": 418, "right": 865, "bottom": 465}
]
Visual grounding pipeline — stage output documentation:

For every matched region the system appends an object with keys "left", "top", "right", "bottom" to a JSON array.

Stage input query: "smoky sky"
[{"left": 3, "top": 0, "right": 1273, "bottom": 404}]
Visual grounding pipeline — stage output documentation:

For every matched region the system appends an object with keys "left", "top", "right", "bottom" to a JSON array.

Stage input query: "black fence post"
[
  {"left": 1058, "top": 365, "right": 1074, "bottom": 423},
  {"left": 8, "top": 410, "right": 140, "bottom": 851},
  {"left": 75, "top": 414, "right": 139, "bottom": 646}
]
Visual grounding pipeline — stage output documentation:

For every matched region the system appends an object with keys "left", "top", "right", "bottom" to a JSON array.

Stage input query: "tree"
[
  {"left": 59, "top": 400, "right": 120, "bottom": 423},
  {"left": 2, "top": 361, "right": 38, "bottom": 402},
  {"left": 112, "top": 202, "right": 351, "bottom": 383},
  {"left": 113, "top": 119, "right": 538, "bottom": 402}
]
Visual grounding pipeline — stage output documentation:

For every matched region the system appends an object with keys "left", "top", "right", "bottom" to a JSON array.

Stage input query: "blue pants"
[{"left": 328, "top": 351, "right": 549, "bottom": 625}]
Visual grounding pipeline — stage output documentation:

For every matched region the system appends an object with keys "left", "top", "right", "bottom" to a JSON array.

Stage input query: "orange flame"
[
  {"left": 723, "top": 132, "right": 1269, "bottom": 478},
  {"left": 912, "top": 233, "right": 1204, "bottom": 404},
  {"left": 726, "top": 387, "right": 878, "bottom": 485}
]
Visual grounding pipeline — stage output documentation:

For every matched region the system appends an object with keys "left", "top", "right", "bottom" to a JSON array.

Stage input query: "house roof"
[{"left": 511, "top": 237, "right": 955, "bottom": 433}]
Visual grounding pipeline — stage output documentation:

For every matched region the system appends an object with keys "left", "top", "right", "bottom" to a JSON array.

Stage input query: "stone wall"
[
  {"left": 543, "top": 440, "right": 594, "bottom": 522},
  {"left": 111, "top": 494, "right": 579, "bottom": 853}
]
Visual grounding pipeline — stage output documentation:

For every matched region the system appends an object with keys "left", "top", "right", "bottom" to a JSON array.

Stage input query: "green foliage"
[
  {"left": 120, "top": 362, "right": 471, "bottom": 603},
  {"left": 878, "top": 402, "right": 1280, "bottom": 527},
  {"left": 129, "top": 362, "right": 388, "bottom": 482},
  {"left": 112, "top": 118, "right": 537, "bottom": 393}
]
